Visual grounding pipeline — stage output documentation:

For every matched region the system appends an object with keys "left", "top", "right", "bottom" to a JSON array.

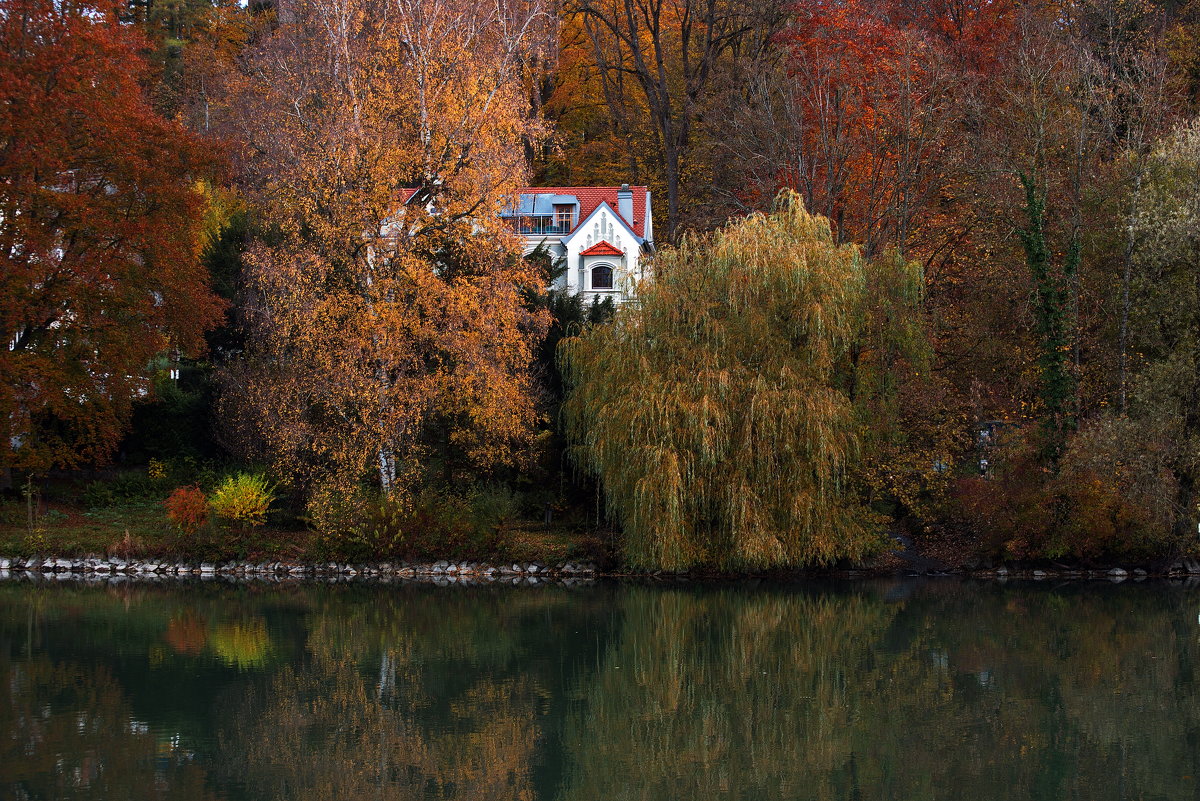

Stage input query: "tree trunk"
[
  {"left": 378, "top": 450, "right": 395, "bottom": 495},
  {"left": 1118, "top": 170, "right": 1142, "bottom": 415},
  {"left": 663, "top": 135, "right": 681, "bottom": 241}
]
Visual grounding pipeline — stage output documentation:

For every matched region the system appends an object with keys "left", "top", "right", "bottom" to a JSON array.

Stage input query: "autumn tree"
[
  {"left": 536, "top": 13, "right": 654, "bottom": 188},
  {"left": 561, "top": 192, "right": 925, "bottom": 570},
  {"left": 1066, "top": 0, "right": 1180, "bottom": 412},
  {"left": 725, "top": 0, "right": 961, "bottom": 258},
  {"left": 124, "top": 0, "right": 253, "bottom": 117},
  {"left": 560, "top": 0, "right": 782, "bottom": 238},
  {"left": 216, "top": 0, "right": 554, "bottom": 504},
  {"left": 0, "top": 0, "right": 224, "bottom": 480},
  {"left": 1125, "top": 118, "right": 1200, "bottom": 537},
  {"left": 707, "top": 0, "right": 1017, "bottom": 453}
]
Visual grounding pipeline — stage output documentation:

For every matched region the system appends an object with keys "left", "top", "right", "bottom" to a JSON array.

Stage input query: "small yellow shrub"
[{"left": 209, "top": 473, "right": 275, "bottom": 526}]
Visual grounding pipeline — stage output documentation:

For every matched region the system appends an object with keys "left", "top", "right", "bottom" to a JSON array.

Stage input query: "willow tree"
[
  {"left": 560, "top": 191, "right": 924, "bottom": 570},
  {"left": 1128, "top": 118, "right": 1200, "bottom": 537},
  {"left": 215, "top": 0, "right": 554, "bottom": 503}
]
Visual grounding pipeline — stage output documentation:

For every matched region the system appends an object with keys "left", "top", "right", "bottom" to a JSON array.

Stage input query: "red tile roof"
[
  {"left": 579, "top": 240, "right": 625, "bottom": 257},
  {"left": 403, "top": 186, "right": 650, "bottom": 239},
  {"left": 518, "top": 186, "right": 649, "bottom": 239}
]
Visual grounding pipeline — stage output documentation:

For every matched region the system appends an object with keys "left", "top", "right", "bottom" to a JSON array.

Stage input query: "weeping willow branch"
[{"left": 560, "top": 190, "right": 926, "bottom": 570}]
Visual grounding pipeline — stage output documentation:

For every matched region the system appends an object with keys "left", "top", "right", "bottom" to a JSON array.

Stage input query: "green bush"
[
  {"left": 82, "top": 481, "right": 116, "bottom": 509},
  {"left": 82, "top": 470, "right": 172, "bottom": 509},
  {"left": 309, "top": 483, "right": 522, "bottom": 561},
  {"left": 467, "top": 483, "right": 521, "bottom": 529},
  {"left": 163, "top": 455, "right": 225, "bottom": 492},
  {"left": 306, "top": 487, "right": 406, "bottom": 563},
  {"left": 209, "top": 473, "right": 275, "bottom": 526}
]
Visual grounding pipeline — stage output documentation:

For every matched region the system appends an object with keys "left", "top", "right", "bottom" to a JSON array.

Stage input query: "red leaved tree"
[{"left": 0, "top": 1, "right": 225, "bottom": 478}]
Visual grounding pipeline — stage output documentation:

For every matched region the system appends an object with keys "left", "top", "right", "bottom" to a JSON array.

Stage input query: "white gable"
[
  {"left": 510, "top": 192, "right": 653, "bottom": 305},
  {"left": 563, "top": 201, "right": 643, "bottom": 252}
]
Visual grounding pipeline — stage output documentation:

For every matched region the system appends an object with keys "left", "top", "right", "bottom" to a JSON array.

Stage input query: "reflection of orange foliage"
[{"left": 166, "top": 613, "right": 208, "bottom": 655}]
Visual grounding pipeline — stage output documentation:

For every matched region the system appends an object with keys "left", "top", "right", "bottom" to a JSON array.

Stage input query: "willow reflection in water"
[
  {"left": 2, "top": 580, "right": 1200, "bottom": 800},
  {"left": 561, "top": 585, "right": 1200, "bottom": 801}
]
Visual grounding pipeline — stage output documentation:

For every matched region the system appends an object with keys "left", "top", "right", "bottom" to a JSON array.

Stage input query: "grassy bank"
[
  {"left": 1, "top": 469, "right": 614, "bottom": 567},
  {"left": 1, "top": 497, "right": 611, "bottom": 566}
]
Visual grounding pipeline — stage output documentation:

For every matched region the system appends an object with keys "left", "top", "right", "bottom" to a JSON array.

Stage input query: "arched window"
[{"left": 591, "top": 264, "right": 614, "bottom": 290}]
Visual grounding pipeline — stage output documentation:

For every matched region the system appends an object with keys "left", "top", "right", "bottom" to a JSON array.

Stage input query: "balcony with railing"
[
  {"left": 501, "top": 194, "right": 579, "bottom": 237},
  {"left": 504, "top": 215, "right": 573, "bottom": 236}
]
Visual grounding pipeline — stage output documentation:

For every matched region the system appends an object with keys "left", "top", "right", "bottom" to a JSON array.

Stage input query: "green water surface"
[{"left": 1, "top": 578, "right": 1197, "bottom": 800}]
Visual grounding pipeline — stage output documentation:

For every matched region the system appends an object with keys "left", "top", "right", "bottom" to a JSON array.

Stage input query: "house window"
[
  {"left": 591, "top": 264, "right": 614, "bottom": 290},
  {"left": 554, "top": 204, "right": 574, "bottom": 231}
]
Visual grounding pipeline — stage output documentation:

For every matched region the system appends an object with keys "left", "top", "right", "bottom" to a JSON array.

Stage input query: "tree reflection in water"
[
  {"left": 561, "top": 583, "right": 1200, "bottom": 801},
  {"left": 3, "top": 581, "right": 1200, "bottom": 800},
  {"left": 0, "top": 659, "right": 218, "bottom": 800}
]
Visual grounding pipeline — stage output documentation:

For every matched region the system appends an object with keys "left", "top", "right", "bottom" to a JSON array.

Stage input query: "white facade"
[{"left": 503, "top": 185, "right": 654, "bottom": 304}]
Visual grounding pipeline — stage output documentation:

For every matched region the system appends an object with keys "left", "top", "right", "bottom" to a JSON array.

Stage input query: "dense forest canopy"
[{"left": 6, "top": 0, "right": 1200, "bottom": 567}]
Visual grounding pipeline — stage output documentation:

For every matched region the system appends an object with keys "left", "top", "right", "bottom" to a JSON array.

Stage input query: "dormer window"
[
  {"left": 591, "top": 264, "right": 614, "bottom": 290},
  {"left": 554, "top": 204, "right": 574, "bottom": 231}
]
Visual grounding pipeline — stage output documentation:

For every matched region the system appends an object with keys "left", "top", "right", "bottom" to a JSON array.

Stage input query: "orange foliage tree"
[
  {"left": 561, "top": 0, "right": 779, "bottom": 239},
  {"left": 0, "top": 0, "right": 224, "bottom": 476},
  {"left": 216, "top": 0, "right": 554, "bottom": 501},
  {"left": 764, "top": 0, "right": 971, "bottom": 258}
]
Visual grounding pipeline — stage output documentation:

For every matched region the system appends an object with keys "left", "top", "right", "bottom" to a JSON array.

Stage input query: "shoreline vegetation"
[
  {"left": 11, "top": 1, "right": 1200, "bottom": 576},
  {"left": 5, "top": 475, "right": 1200, "bottom": 580}
]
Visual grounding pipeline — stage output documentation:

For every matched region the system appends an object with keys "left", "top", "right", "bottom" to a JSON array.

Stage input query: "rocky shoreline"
[
  {"left": 6, "top": 554, "right": 1200, "bottom": 585},
  {"left": 0, "top": 556, "right": 599, "bottom": 585},
  {"left": 834, "top": 558, "right": 1200, "bottom": 582}
]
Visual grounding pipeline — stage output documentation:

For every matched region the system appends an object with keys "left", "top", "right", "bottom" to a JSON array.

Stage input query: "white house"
[{"left": 500, "top": 184, "right": 654, "bottom": 304}]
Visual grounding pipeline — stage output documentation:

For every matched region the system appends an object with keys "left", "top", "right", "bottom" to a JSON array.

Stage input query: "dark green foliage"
[
  {"left": 124, "top": 371, "right": 218, "bottom": 464},
  {"left": 122, "top": 187, "right": 247, "bottom": 466},
  {"left": 1016, "top": 173, "right": 1078, "bottom": 455},
  {"left": 82, "top": 472, "right": 171, "bottom": 509},
  {"left": 311, "top": 484, "right": 525, "bottom": 562},
  {"left": 523, "top": 242, "right": 616, "bottom": 404},
  {"left": 536, "top": 290, "right": 615, "bottom": 404}
]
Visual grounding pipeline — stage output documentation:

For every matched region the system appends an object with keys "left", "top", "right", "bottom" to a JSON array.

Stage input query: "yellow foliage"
[
  {"left": 562, "top": 191, "right": 923, "bottom": 570},
  {"left": 209, "top": 473, "right": 274, "bottom": 527},
  {"left": 210, "top": 619, "right": 273, "bottom": 669}
]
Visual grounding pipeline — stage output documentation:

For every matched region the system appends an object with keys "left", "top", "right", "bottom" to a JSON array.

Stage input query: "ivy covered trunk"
[{"left": 1017, "top": 173, "right": 1078, "bottom": 457}]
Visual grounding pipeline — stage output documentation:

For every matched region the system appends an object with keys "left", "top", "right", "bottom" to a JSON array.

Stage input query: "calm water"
[{"left": 1, "top": 578, "right": 1198, "bottom": 800}]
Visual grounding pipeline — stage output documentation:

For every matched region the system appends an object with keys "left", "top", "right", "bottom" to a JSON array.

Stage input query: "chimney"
[{"left": 617, "top": 183, "right": 634, "bottom": 228}]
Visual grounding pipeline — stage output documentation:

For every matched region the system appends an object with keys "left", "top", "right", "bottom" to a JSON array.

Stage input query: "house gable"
[
  {"left": 563, "top": 201, "right": 642, "bottom": 254},
  {"left": 402, "top": 184, "right": 651, "bottom": 303}
]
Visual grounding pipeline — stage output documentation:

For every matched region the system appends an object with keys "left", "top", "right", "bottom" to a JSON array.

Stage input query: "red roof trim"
[{"left": 579, "top": 240, "right": 625, "bottom": 257}]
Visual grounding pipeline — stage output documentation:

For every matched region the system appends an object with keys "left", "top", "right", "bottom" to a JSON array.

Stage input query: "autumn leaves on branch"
[{"left": 0, "top": 2, "right": 224, "bottom": 472}]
